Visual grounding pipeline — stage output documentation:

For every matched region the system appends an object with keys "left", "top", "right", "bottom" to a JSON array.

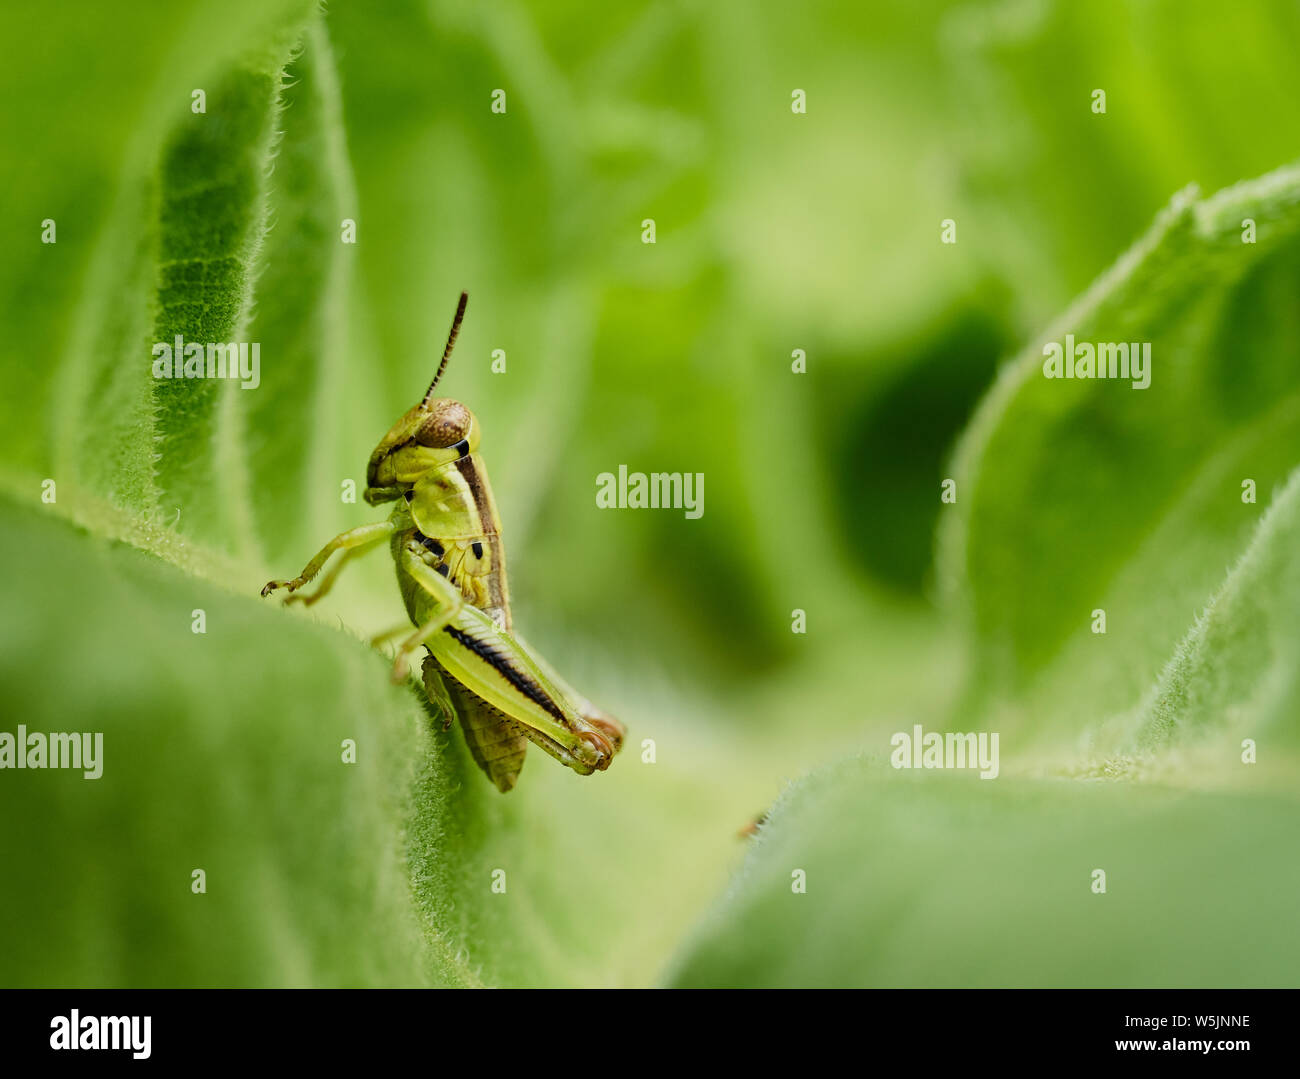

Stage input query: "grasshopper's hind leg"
[
  {"left": 399, "top": 541, "right": 617, "bottom": 777},
  {"left": 430, "top": 614, "right": 619, "bottom": 776},
  {"left": 515, "top": 634, "right": 625, "bottom": 754},
  {"left": 261, "top": 521, "right": 396, "bottom": 598}
]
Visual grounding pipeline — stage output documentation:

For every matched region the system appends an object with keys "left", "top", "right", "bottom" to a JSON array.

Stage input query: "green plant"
[{"left": 2, "top": 0, "right": 1298, "bottom": 988}]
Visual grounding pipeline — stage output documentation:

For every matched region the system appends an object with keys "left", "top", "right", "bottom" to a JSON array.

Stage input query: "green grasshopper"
[{"left": 262, "top": 292, "right": 623, "bottom": 791}]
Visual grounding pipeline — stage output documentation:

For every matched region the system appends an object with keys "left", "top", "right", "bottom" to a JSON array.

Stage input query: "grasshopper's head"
[{"left": 365, "top": 292, "right": 481, "bottom": 504}]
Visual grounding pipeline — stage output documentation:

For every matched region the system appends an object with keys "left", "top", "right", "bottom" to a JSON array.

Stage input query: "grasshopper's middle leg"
[
  {"left": 391, "top": 542, "right": 468, "bottom": 683},
  {"left": 261, "top": 521, "right": 396, "bottom": 598}
]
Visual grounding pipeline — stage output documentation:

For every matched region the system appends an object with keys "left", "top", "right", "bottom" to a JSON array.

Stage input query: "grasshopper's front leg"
[
  {"left": 261, "top": 521, "right": 396, "bottom": 599},
  {"left": 284, "top": 536, "right": 389, "bottom": 607}
]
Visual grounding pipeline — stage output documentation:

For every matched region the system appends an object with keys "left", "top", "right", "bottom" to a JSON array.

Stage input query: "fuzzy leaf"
[{"left": 666, "top": 758, "right": 1300, "bottom": 989}]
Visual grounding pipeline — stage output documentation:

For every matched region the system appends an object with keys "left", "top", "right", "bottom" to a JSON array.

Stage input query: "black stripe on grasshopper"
[{"left": 444, "top": 626, "right": 569, "bottom": 725}]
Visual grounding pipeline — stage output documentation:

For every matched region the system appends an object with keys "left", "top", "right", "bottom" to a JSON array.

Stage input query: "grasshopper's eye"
[{"left": 415, "top": 399, "right": 471, "bottom": 447}]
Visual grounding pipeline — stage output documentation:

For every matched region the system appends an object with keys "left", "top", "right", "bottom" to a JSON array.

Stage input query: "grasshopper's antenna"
[{"left": 424, "top": 291, "right": 469, "bottom": 403}]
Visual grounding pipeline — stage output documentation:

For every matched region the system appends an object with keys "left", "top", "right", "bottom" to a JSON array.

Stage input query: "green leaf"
[
  {"left": 939, "top": 163, "right": 1300, "bottom": 723},
  {"left": 0, "top": 498, "right": 434, "bottom": 987},
  {"left": 0, "top": 0, "right": 313, "bottom": 481},
  {"left": 242, "top": 17, "right": 359, "bottom": 559},
  {"left": 2, "top": 4, "right": 779, "bottom": 990},
  {"left": 0, "top": 494, "right": 768, "bottom": 987},
  {"left": 1135, "top": 467, "right": 1300, "bottom": 756},
  {"left": 7, "top": 0, "right": 1300, "bottom": 992},
  {"left": 943, "top": 0, "right": 1300, "bottom": 323},
  {"left": 150, "top": 55, "right": 288, "bottom": 551},
  {"left": 665, "top": 758, "right": 1300, "bottom": 988},
  {"left": 669, "top": 160, "right": 1300, "bottom": 989}
]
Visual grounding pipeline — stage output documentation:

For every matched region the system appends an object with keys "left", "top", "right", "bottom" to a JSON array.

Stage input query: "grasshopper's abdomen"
[{"left": 440, "top": 671, "right": 528, "bottom": 792}]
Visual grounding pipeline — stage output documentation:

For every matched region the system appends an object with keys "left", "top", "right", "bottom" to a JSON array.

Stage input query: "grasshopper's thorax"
[
  {"left": 389, "top": 452, "right": 512, "bottom": 634},
  {"left": 368, "top": 393, "right": 511, "bottom": 629}
]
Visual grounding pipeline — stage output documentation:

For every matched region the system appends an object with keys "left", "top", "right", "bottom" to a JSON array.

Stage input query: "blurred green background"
[{"left": 2, "top": 0, "right": 1299, "bottom": 987}]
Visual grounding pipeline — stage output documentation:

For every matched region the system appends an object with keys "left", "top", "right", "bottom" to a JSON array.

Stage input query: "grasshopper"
[{"left": 261, "top": 292, "right": 623, "bottom": 791}]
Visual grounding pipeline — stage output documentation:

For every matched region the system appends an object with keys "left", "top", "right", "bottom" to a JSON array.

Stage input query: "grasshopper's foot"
[
  {"left": 433, "top": 697, "right": 456, "bottom": 731},
  {"left": 261, "top": 577, "right": 304, "bottom": 598},
  {"left": 391, "top": 655, "right": 412, "bottom": 684},
  {"left": 561, "top": 704, "right": 624, "bottom": 772},
  {"left": 575, "top": 728, "right": 617, "bottom": 772},
  {"left": 283, "top": 585, "right": 331, "bottom": 607},
  {"left": 431, "top": 701, "right": 456, "bottom": 731},
  {"left": 419, "top": 656, "right": 457, "bottom": 731},
  {"left": 588, "top": 715, "right": 625, "bottom": 755}
]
